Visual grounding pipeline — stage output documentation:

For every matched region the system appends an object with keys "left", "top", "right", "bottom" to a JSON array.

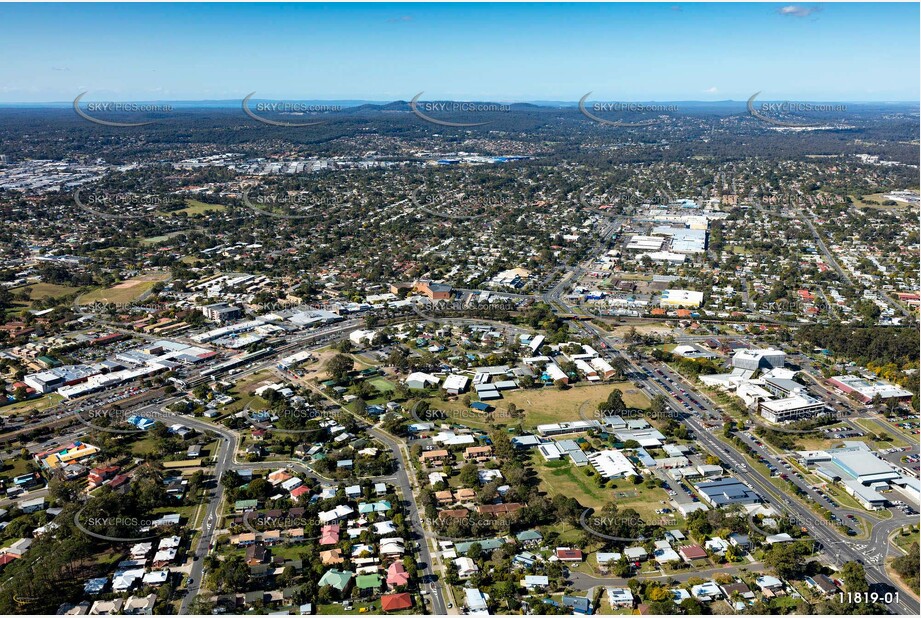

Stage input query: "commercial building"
[
  {"left": 587, "top": 449, "right": 637, "bottom": 479},
  {"left": 731, "top": 348, "right": 786, "bottom": 371},
  {"left": 23, "top": 371, "right": 66, "bottom": 394},
  {"left": 442, "top": 374, "right": 470, "bottom": 395},
  {"left": 763, "top": 376, "right": 804, "bottom": 398},
  {"left": 800, "top": 442, "right": 907, "bottom": 510},
  {"left": 625, "top": 235, "right": 665, "bottom": 251},
  {"left": 841, "top": 480, "right": 887, "bottom": 510},
  {"left": 659, "top": 289, "right": 704, "bottom": 308},
  {"left": 536, "top": 420, "right": 601, "bottom": 437},
  {"left": 695, "top": 478, "right": 761, "bottom": 507},
  {"left": 414, "top": 280, "right": 452, "bottom": 300},
  {"left": 827, "top": 375, "right": 912, "bottom": 403},
  {"left": 637, "top": 250, "right": 686, "bottom": 265},
  {"left": 200, "top": 302, "right": 243, "bottom": 323},
  {"left": 24, "top": 364, "right": 100, "bottom": 394},
  {"left": 651, "top": 226, "right": 708, "bottom": 254},
  {"left": 759, "top": 393, "right": 824, "bottom": 423},
  {"left": 348, "top": 329, "right": 376, "bottom": 346}
]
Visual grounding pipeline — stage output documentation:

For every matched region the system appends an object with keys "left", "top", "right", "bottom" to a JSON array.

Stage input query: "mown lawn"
[
  {"left": 159, "top": 199, "right": 226, "bottom": 216},
  {"left": 534, "top": 457, "right": 608, "bottom": 509},
  {"left": 77, "top": 271, "right": 169, "bottom": 305},
  {"left": 422, "top": 382, "right": 649, "bottom": 430}
]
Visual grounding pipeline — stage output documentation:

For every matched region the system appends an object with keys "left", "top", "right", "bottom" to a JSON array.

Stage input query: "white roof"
[
  {"left": 406, "top": 372, "right": 438, "bottom": 385},
  {"left": 760, "top": 394, "right": 821, "bottom": 412},
  {"left": 142, "top": 570, "right": 169, "bottom": 584},
  {"left": 606, "top": 587, "right": 634, "bottom": 603},
  {"left": 588, "top": 449, "right": 637, "bottom": 478},
  {"left": 153, "top": 548, "right": 177, "bottom": 563},
  {"left": 443, "top": 374, "right": 469, "bottom": 390},
  {"left": 318, "top": 504, "right": 354, "bottom": 523}
]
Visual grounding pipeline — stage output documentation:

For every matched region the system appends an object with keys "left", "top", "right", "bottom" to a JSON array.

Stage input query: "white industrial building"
[
  {"left": 732, "top": 348, "right": 786, "bottom": 371},
  {"left": 759, "top": 393, "right": 824, "bottom": 423},
  {"left": 348, "top": 329, "right": 376, "bottom": 346},
  {"left": 625, "top": 235, "right": 665, "bottom": 251},
  {"left": 827, "top": 375, "right": 912, "bottom": 403},
  {"left": 587, "top": 449, "right": 637, "bottom": 479},
  {"left": 659, "top": 289, "right": 704, "bottom": 308},
  {"left": 800, "top": 442, "right": 914, "bottom": 510},
  {"left": 637, "top": 251, "right": 686, "bottom": 264},
  {"left": 651, "top": 226, "right": 708, "bottom": 254},
  {"left": 442, "top": 374, "right": 470, "bottom": 395}
]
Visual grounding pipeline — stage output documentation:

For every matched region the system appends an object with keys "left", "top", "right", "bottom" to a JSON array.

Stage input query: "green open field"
[
  {"left": 368, "top": 377, "right": 395, "bottom": 393},
  {"left": 129, "top": 434, "right": 160, "bottom": 456},
  {"left": 140, "top": 230, "right": 188, "bottom": 245},
  {"left": 535, "top": 458, "right": 609, "bottom": 509},
  {"left": 218, "top": 369, "right": 275, "bottom": 414},
  {"left": 849, "top": 193, "right": 919, "bottom": 211},
  {"left": 77, "top": 271, "right": 170, "bottom": 305},
  {"left": 158, "top": 199, "right": 226, "bottom": 216},
  {"left": 530, "top": 452, "right": 673, "bottom": 521},
  {"left": 4, "top": 282, "right": 83, "bottom": 316},
  {"left": 426, "top": 382, "right": 649, "bottom": 430},
  {"left": 1, "top": 393, "right": 64, "bottom": 418},
  {"left": 11, "top": 282, "right": 82, "bottom": 300},
  {"left": 0, "top": 455, "right": 35, "bottom": 480},
  {"left": 852, "top": 418, "right": 911, "bottom": 448}
]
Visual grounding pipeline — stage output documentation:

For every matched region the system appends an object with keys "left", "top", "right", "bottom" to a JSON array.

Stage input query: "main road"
[{"left": 546, "top": 226, "right": 919, "bottom": 615}]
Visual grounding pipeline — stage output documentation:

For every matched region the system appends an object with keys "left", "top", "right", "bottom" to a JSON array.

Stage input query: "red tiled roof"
[
  {"left": 679, "top": 544, "right": 708, "bottom": 560},
  {"left": 556, "top": 548, "right": 583, "bottom": 561},
  {"left": 381, "top": 593, "right": 413, "bottom": 612}
]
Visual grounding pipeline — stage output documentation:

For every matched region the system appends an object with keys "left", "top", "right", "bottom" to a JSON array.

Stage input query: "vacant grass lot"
[
  {"left": 140, "top": 230, "right": 188, "bottom": 245},
  {"left": 77, "top": 271, "right": 170, "bottom": 305},
  {"left": 1, "top": 393, "right": 64, "bottom": 418},
  {"left": 159, "top": 199, "right": 226, "bottom": 216},
  {"left": 12, "top": 282, "right": 82, "bottom": 300},
  {"left": 535, "top": 458, "right": 608, "bottom": 509},
  {"left": 849, "top": 192, "right": 918, "bottom": 210},
  {"left": 425, "top": 382, "right": 649, "bottom": 430},
  {"left": 368, "top": 377, "right": 395, "bottom": 393}
]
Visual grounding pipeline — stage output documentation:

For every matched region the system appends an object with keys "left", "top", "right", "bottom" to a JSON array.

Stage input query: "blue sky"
[{"left": 0, "top": 2, "right": 917, "bottom": 102}]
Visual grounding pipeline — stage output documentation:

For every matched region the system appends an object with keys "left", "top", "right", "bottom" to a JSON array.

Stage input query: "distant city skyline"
[{"left": 0, "top": 2, "right": 918, "bottom": 103}]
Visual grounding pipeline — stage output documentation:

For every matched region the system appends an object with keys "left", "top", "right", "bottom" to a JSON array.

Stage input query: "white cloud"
[{"left": 777, "top": 5, "right": 821, "bottom": 18}]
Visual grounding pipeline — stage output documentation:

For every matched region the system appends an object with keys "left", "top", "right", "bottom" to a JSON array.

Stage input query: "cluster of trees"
[
  {"left": 754, "top": 416, "right": 838, "bottom": 451},
  {"left": 799, "top": 324, "right": 918, "bottom": 372},
  {"left": 650, "top": 349, "right": 726, "bottom": 378},
  {"left": 0, "top": 466, "right": 180, "bottom": 614},
  {"left": 891, "top": 540, "right": 919, "bottom": 592}
]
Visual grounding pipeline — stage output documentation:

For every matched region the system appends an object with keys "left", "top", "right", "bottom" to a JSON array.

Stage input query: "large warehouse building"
[
  {"left": 799, "top": 442, "right": 916, "bottom": 510},
  {"left": 659, "top": 289, "right": 704, "bottom": 308},
  {"left": 827, "top": 375, "right": 912, "bottom": 403},
  {"left": 731, "top": 348, "right": 786, "bottom": 371},
  {"left": 695, "top": 478, "right": 762, "bottom": 507},
  {"left": 759, "top": 393, "right": 825, "bottom": 423}
]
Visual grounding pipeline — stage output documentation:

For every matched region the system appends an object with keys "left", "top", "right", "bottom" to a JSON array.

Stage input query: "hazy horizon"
[{"left": 0, "top": 2, "right": 918, "bottom": 103}]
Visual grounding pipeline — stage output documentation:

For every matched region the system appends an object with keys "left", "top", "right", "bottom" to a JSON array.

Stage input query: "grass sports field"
[
  {"left": 423, "top": 382, "right": 649, "bottom": 430},
  {"left": 77, "top": 271, "right": 170, "bottom": 305}
]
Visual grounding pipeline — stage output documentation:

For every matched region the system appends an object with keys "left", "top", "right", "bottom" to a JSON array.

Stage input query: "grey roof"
[{"left": 695, "top": 478, "right": 761, "bottom": 506}]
